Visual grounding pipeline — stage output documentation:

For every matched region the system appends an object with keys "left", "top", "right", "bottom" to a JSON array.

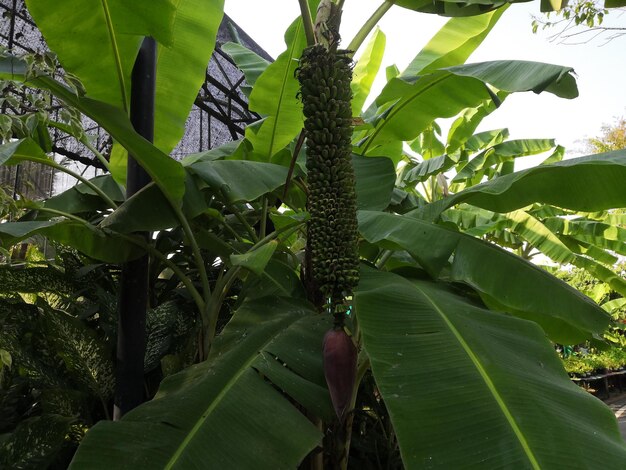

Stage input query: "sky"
[{"left": 224, "top": 1, "right": 626, "bottom": 157}]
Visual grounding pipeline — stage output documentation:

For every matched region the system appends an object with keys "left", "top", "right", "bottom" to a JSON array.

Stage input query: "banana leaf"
[{"left": 356, "top": 268, "right": 626, "bottom": 469}]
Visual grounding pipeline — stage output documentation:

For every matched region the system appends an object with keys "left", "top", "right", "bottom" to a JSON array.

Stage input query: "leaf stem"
[
  {"left": 298, "top": 0, "right": 316, "bottom": 46},
  {"left": 99, "top": 0, "right": 128, "bottom": 112},
  {"left": 222, "top": 191, "right": 259, "bottom": 243},
  {"left": 203, "top": 220, "right": 305, "bottom": 356},
  {"left": 222, "top": 220, "right": 245, "bottom": 243},
  {"left": 81, "top": 136, "right": 110, "bottom": 171},
  {"left": 347, "top": 2, "right": 392, "bottom": 54},
  {"left": 172, "top": 204, "right": 212, "bottom": 306},
  {"left": 260, "top": 197, "right": 269, "bottom": 239},
  {"left": 375, "top": 249, "right": 393, "bottom": 268}
]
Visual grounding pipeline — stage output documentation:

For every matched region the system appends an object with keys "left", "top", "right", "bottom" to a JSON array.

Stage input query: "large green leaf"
[
  {"left": 402, "top": 154, "right": 458, "bottom": 184},
  {"left": 356, "top": 268, "right": 626, "bottom": 469},
  {"left": 351, "top": 27, "right": 386, "bottom": 114},
  {"left": 445, "top": 99, "right": 503, "bottom": 154},
  {"left": 70, "top": 297, "right": 331, "bottom": 468},
  {"left": 544, "top": 217, "right": 626, "bottom": 244},
  {"left": 605, "top": 0, "right": 626, "bottom": 7},
  {"left": 45, "top": 175, "right": 125, "bottom": 214},
  {"left": 358, "top": 210, "right": 609, "bottom": 343},
  {"left": 401, "top": 8, "right": 506, "bottom": 77},
  {"left": 189, "top": 160, "right": 289, "bottom": 202},
  {"left": 25, "top": 0, "right": 175, "bottom": 110},
  {"left": 245, "top": 7, "right": 317, "bottom": 161},
  {"left": 419, "top": 149, "right": 626, "bottom": 220},
  {"left": 353, "top": 154, "right": 395, "bottom": 211},
  {"left": 453, "top": 138, "right": 556, "bottom": 181},
  {"left": 388, "top": 0, "right": 535, "bottom": 16},
  {"left": 0, "top": 220, "right": 143, "bottom": 263},
  {"left": 501, "top": 210, "right": 626, "bottom": 296},
  {"left": 0, "top": 59, "right": 185, "bottom": 204},
  {"left": 153, "top": 0, "right": 224, "bottom": 154},
  {"left": 26, "top": 0, "right": 222, "bottom": 155},
  {"left": 221, "top": 42, "right": 270, "bottom": 89},
  {"left": 100, "top": 174, "right": 207, "bottom": 233},
  {"left": 363, "top": 61, "right": 576, "bottom": 153},
  {"left": 230, "top": 241, "right": 278, "bottom": 275}
]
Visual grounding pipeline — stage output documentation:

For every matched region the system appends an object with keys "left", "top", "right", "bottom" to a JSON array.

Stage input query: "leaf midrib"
[
  {"left": 163, "top": 313, "right": 305, "bottom": 468},
  {"left": 100, "top": 0, "right": 128, "bottom": 112},
  {"left": 412, "top": 282, "right": 541, "bottom": 470},
  {"left": 362, "top": 73, "right": 451, "bottom": 155},
  {"left": 267, "top": 21, "right": 303, "bottom": 158}
]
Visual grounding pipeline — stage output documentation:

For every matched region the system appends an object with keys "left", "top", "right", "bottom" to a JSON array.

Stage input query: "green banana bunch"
[{"left": 296, "top": 45, "right": 359, "bottom": 313}]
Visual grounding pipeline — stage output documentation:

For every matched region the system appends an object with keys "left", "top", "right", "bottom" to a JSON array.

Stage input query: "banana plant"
[{"left": 2, "top": 0, "right": 626, "bottom": 468}]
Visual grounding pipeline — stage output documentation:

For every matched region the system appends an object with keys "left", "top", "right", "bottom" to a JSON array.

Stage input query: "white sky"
[{"left": 225, "top": 1, "right": 626, "bottom": 156}]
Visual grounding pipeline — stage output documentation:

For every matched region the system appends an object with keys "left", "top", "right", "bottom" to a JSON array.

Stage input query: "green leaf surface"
[
  {"left": 100, "top": 174, "right": 207, "bottom": 233},
  {"left": 0, "top": 221, "right": 143, "bottom": 263},
  {"left": 153, "top": 0, "right": 225, "bottom": 154},
  {"left": 501, "top": 210, "right": 626, "bottom": 296},
  {"left": 403, "top": 154, "right": 458, "bottom": 184},
  {"left": 453, "top": 138, "right": 556, "bottom": 181},
  {"left": 45, "top": 175, "right": 125, "bottom": 214},
  {"left": 352, "top": 154, "right": 395, "bottom": 211},
  {"left": 446, "top": 60, "right": 578, "bottom": 98},
  {"left": 221, "top": 42, "right": 270, "bottom": 88},
  {"left": 351, "top": 27, "right": 386, "bottom": 114},
  {"left": 25, "top": 0, "right": 175, "bottom": 109},
  {"left": 356, "top": 268, "right": 626, "bottom": 469},
  {"left": 446, "top": 101, "right": 504, "bottom": 154},
  {"left": 230, "top": 241, "right": 278, "bottom": 275},
  {"left": 401, "top": 8, "right": 506, "bottom": 76},
  {"left": 419, "top": 149, "right": 626, "bottom": 220},
  {"left": 366, "top": 61, "right": 576, "bottom": 152},
  {"left": 70, "top": 297, "right": 329, "bottom": 469},
  {"left": 358, "top": 210, "right": 609, "bottom": 342},
  {"left": 245, "top": 12, "right": 313, "bottom": 160},
  {"left": 389, "top": 0, "right": 532, "bottom": 16},
  {"left": 189, "top": 160, "right": 288, "bottom": 202}
]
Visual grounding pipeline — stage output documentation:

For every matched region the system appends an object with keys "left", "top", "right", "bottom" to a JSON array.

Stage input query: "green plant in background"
[{"left": 2, "top": 0, "right": 626, "bottom": 468}]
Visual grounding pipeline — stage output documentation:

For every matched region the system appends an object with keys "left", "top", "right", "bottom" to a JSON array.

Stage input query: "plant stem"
[
  {"left": 81, "top": 136, "right": 110, "bottom": 171},
  {"left": 375, "top": 249, "right": 393, "bottom": 269},
  {"left": 420, "top": 181, "right": 432, "bottom": 202},
  {"left": 346, "top": 2, "right": 392, "bottom": 54},
  {"left": 222, "top": 220, "right": 245, "bottom": 243},
  {"left": 171, "top": 204, "right": 212, "bottom": 306},
  {"left": 222, "top": 191, "right": 259, "bottom": 243},
  {"left": 260, "top": 196, "right": 268, "bottom": 239},
  {"left": 202, "top": 220, "right": 305, "bottom": 356},
  {"left": 298, "top": 0, "right": 316, "bottom": 46},
  {"left": 204, "top": 264, "right": 240, "bottom": 355}
]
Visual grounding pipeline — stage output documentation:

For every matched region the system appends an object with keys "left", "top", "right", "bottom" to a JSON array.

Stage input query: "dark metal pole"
[{"left": 113, "top": 37, "right": 156, "bottom": 420}]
